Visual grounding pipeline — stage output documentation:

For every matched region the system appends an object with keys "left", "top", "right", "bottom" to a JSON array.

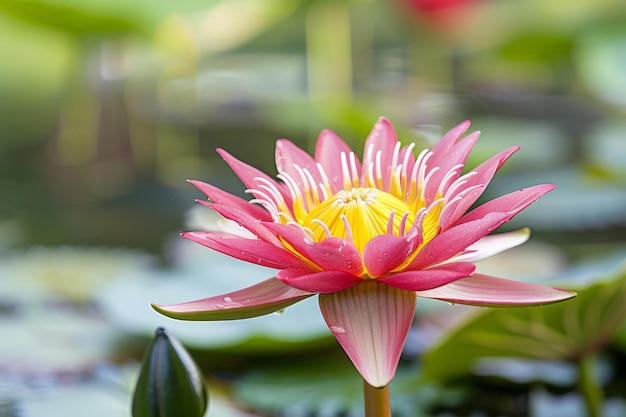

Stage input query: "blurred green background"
[{"left": 1, "top": 0, "right": 626, "bottom": 416}]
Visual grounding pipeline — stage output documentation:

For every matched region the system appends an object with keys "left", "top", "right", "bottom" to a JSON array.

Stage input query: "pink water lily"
[{"left": 153, "top": 117, "right": 575, "bottom": 388}]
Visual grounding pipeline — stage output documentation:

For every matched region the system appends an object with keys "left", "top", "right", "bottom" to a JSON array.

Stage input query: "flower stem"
[
  {"left": 363, "top": 379, "right": 391, "bottom": 417},
  {"left": 578, "top": 355, "right": 603, "bottom": 417}
]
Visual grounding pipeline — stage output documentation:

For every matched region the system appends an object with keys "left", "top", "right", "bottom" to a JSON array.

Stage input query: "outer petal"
[
  {"left": 181, "top": 231, "right": 310, "bottom": 270},
  {"left": 197, "top": 200, "right": 281, "bottom": 246},
  {"left": 314, "top": 129, "right": 361, "bottom": 193},
  {"left": 277, "top": 269, "right": 363, "bottom": 293},
  {"left": 152, "top": 278, "right": 314, "bottom": 321},
  {"left": 264, "top": 222, "right": 364, "bottom": 276},
  {"left": 319, "top": 281, "right": 417, "bottom": 388},
  {"left": 428, "top": 120, "right": 471, "bottom": 156},
  {"left": 362, "top": 231, "right": 422, "bottom": 278},
  {"left": 409, "top": 212, "right": 512, "bottom": 270},
  {"left": 275, "top": 139, "right": 322, "bottom": 190},
  {"left": 449, "top": 228, "right": 530, "bottom": 263},
  {"left": 439, "top": 147, "right": 519, "bottom": 230},
  {"left": 424, "top": 131, "right": 480, "bottom": 204},
  {"left": 415, "top": 273, "right": 576, "bottom": 306},
  {"left": 457, "top": 184, "right": 556, "bottom": 226},
  {"left": 217, "top": 148, "right": 292, "bottom": 206},
  {"left": 378, "top": 262, "right": 475, "bottom": 291},
  {"left": 188, "top": 180, "right": 272, "bottom": 221},
  {"left": 361, "top": 117, "right": 399, "bottom": 191}
]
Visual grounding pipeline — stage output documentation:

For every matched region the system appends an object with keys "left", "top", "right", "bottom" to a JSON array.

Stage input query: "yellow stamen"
[{"left": 301, "top": 188, "right": 414, "bottom": 253}]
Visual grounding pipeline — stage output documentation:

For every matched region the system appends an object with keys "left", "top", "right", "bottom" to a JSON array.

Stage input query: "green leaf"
[
  {"left": 422, "top": 260, "right": 626, "bottom": 382},
  {"left": 132, "top": 327, "right": 209, "bottom": 417}
]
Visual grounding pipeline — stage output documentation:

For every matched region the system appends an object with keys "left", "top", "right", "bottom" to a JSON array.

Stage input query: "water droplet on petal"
[
  {"left": 223, "top": 297, "right": 232, "bottom": 303},
  {"left": 215, "top": 304, "right": 225, "bottom": 309},
  {"left": 329, "top": 326, "right": 346, "bottom": 334}
]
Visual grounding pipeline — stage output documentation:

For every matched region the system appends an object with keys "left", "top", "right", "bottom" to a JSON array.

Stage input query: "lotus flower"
[{"left": 153, "top": 117, "right": 575, "bottom": 388}]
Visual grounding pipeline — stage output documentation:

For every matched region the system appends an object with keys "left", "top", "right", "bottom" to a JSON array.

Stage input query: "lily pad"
[
  {"left": 422, "top": 258, "right": 626, "bottom": 382},
  {"left": 0, "top": 246, "right": 154, "bottom": 304}
]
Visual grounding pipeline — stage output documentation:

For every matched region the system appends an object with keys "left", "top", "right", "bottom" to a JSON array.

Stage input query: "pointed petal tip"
[
  {"left": 151, "top": 278, "right": 314, "bottom": 321},
  {"left": 416, "top": 274, "right": 577, "bottom": 307},
  {"left": 373, "top": 116, "right": 395, "bottom": 131}
]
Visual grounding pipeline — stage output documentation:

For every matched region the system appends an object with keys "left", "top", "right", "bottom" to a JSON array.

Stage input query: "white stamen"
[
  {"left": 387, "top": 210, "right": 396, "bottom": 234},
  {"left": 340, "top": 152, "right": 351, "bottom": 189},
  {"left": 400, "top": 143, "right": 416, "bottom": 192},
  {"left": 277, "top": 212, "right": 296, "bottom": 223},
  {"left": 248, "top": 198, "right": 279, "bottom": 220},
  {"left": 349, "top": 152, "right": 359, "bottom": 187},
  {"left": 420, "top": 166, "right": 440, "bottom": 202},
  {"left": 341, "top": 214, "right": 354, "bottom": 242},
  {"left": 302, "top": 167, "right": 321, "bottom": 204},
  {"left": 256, "top": 182, "right": 286, "bottom": 208},
  {"left": 390, "top": 142, "right": 401, "bottom": 173},
  {"left": 311, "top": 219, "right": 332, "bottom": 239},
  {"left": 245, "top": 189, "right": 275, "bottom": 209},
  {"left": 277, "top": 172, "right": 299, "bottom": 203},
  {"left": 408, "top": 149, "right": 431, "bottom": 201},
  {"left": 398, "top": 211, "right": 410, "bottom": 236},
  {"left": 375, "top": 150, "right": 383, "bottom": 189},
  {"left": 438, "top": 164, "right": 464, "bottom": 196},
  {"left": 391, "top": 164, "right": 403, "bottom": 193},
  {"left": 316, "top": 162, "right": 331, "bottom": 190},
  {"left": 445, "top": 171, "right": 478, "bottom": 199}
]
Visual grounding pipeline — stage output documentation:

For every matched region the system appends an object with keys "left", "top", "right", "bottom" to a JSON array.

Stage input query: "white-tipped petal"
[
  {"left": 416, "top": 273, "right": 576, "bottom": 307},
  {"left": 449, "top": 228, "right": 531, "bottom": 263}
]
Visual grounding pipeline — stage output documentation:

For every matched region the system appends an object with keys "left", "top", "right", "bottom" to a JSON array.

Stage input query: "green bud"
[{"left": 132, "top": 327, "right": 209, "bottom": 417}]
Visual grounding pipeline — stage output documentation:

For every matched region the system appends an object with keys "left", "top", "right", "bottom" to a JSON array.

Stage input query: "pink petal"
[
  {"left": 450, "top": 228, "right": 530, "bottom": 263},
  {"left": 409, "top": 212, "right": 512, "bottom": 269},
  {"left": 152, "top": 278, "right": 314, "bottom": 321},
  {"left": 362, "top": 231, "right": 422, "bottom": 278},
  {"left": 378, "top": 262, "right": 475, "bottom": 291},
  {"left": 276, "top": 269, "right": 363, "bottom": 293},
  {"left": 314, "top": 129, "right": 361, "bottom": 192},
  {"left": 264, "top": 222, "right": 364, "bottom": 275},
  {"left": 188, "top": 180, "right": 272, "bottom": 222},
  {"left": 197, "top": 200, "right": 281, "bottom": 246},
  {"left": 217, "top": 148, "right": 292, "bottom": 206},
  {"left": 457, "top": 184, "right": 556, "bottom": 226},
  {"left": 438, "top": 184, "right": 486, "bottom": 231},
  {"left": 181, "top": 231, "right": 309, "bottom": 270},
  {"left": 424, "top": 131, "right": 480, "bottom": 204},
  {"left": 416, "top": 273, "right": 576, "bottom": 306},
  {"left": 429, "top": 120, "right": 471, "bottom": 156},
  {"left": 439, "top": 147, "right": 519, "bottom": 230},
  {"left": 319, "top": 281, "right": 417, "bottom": 387},
  {"left": 275, "top": 139, "right": 322, "bottom": 191},
  {"left": 361, "top": 117, "right": 399, "bottom": 191}
]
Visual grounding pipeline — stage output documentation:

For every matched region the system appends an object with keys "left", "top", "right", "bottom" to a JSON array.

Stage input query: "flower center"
[{"left": 301, "top": 187, "right": 414, "bottom": 253}]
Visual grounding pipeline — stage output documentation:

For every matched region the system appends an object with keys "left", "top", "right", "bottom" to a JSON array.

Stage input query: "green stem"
[
  {"left": 578, "top": 355, "right": 603, "bottom": 417},
  {"left": 363, "top": 379, "right": 391, "bottom": 417}
]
